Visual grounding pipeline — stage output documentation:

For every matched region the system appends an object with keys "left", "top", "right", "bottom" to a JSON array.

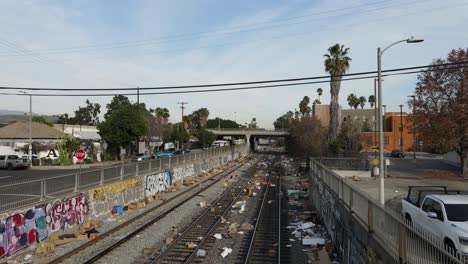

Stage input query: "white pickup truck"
[
  {"left": 402, "top": 186, "right": 468, "bottom": 255},
  {"left": 0, "top": 155, "right": 31, "bottom": 170}
]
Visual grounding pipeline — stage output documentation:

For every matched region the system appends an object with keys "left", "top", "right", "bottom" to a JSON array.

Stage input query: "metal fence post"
[
  {"left": 40, "top": 179, "right": 45, "bottom": 201},
  {"left": 74, "top": 173, "right": 79, "bottom": 192},
  {"left": 120, "top": 164, "right": 124, "bottom": 180},
  {"left": 100, "top": 164, "right": 104, "bottom": 185},
  {"left": 398, "top": 223, "right": 407, "bottom": 264},
  {"left": 136, "top": 163, "right": 139, "bottom": 176},
  {"left": 368, "top": 201, "right": 374, "bottom": 233}
]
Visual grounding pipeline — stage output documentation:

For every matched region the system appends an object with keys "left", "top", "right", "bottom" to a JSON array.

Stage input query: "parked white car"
[
  {"left": 402, "top": 186, "right": 468, "bottom": 255},
  {"left": 0, "top": 155, "right": 31, "bottom": 170}
]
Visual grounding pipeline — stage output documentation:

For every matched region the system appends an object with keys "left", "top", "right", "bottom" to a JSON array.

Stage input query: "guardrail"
[
  {"left": 309, "top": 158, "right": 465, "bottom": 264},
  {"left": 0, "top": 145, "right": 247, "bottom": 214}
]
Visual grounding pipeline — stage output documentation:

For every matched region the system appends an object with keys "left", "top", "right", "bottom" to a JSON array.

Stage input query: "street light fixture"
[
  {"left": 19, "top": 91, "right": 33, "bottom": 167},
  {"left": 377, "top": 36, "right": 424, "bottom": 205}
]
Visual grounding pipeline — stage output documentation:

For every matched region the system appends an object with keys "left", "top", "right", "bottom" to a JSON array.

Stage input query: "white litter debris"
[
  {"left": 196, "top": 249, "right": 207, "bottom": 257},
  {"left": 221, "top": 247, "right": 233, "bottom": 258},
  {"left": 301, "top": 222, "right": 315, "bottom": 230},
  {"left": 213, "top": 233, "right": 222, "bottom": 239},
  {"left": 197, "top": 236, "right": 204, "bottom": 241},
  {"left": 289, "top": 238, "right": 295, "bottom": 242},
  {"left": 302, "top": 236, "right": 325, "bottom": 246},
  {"left": 239, "top": 204, "right": 245, "bottom": 213},
  {"left": 286, "top": 244, "right": 292, "bottom": 248},
  {"left": 24, "top": 254, "right": 32, "bottom": 261}
]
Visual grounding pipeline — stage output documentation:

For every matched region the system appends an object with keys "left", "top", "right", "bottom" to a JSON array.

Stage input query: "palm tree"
[
  {"left": 324, "top": 44, "right": 351, "bottom": 141},
  {"left": 317, "top": 88, "right": 323, "bottom": 101},
  {"left": 155, "top": 107, "right": 170, "bottom": 125},
  {"left": 194, "top": 108, "right": 210, "bottom": 128},
  {"left": 347, "top": 93, "right": 358, "bottom": 109},
  {"left": 368, "top": 95, "right": 376, "bottom": 108},
  {"left": 358, "top": 96, "right": 367, "bottom": 109}
]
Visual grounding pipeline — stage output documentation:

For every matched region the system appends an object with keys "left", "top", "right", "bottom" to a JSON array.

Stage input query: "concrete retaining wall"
[{"left": 0, "top": 144, "right": 249, "bottom": 259}]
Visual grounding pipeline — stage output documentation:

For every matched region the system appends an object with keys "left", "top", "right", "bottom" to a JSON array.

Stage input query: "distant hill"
[
  {"left": 0, "top": 114, "right": 58, "bottom": 124},
  {"left": 0, "top": 110, "right": 29, "bottom": 115}
]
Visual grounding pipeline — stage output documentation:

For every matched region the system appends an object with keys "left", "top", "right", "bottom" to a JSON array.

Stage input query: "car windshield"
[{"left": 445, "top": 204, "right": 468, "bottom": 222}]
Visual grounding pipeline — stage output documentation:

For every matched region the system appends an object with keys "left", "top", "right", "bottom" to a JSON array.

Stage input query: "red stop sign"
[{"left": 75, "top": 149, "right": 86, "bottom": 161}]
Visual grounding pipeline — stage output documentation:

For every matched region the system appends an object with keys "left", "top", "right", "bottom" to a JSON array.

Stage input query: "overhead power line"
[
  {"left": 0, "top": 63, "right": 466, "bottom": 97},
  {"left": 0, "top": 61, "right": 466, "bottom": 92}
]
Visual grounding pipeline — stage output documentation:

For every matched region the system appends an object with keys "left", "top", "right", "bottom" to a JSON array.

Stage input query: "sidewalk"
[{"left": 31, "top": 160, "right": 123, "bottom": 170}]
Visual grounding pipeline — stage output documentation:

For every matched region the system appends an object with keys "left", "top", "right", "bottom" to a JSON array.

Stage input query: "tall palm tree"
[
  {"left": 347, "top": 93, "right": 358, "bottom": 109},
  {"left": 358, "top": 96, "right": 367, "bottom": 109},
  {"left": 155, "top": 107, "right": 170, "bottom": 125},
  {"left": 368, "top": 95, "right": 376, "bottom": 108},
  {"left": 324, "top": 44, "right": 351, "bottom": 142},
  {"left": 317, "top": 88, "right": 323, "bottom": 101}
]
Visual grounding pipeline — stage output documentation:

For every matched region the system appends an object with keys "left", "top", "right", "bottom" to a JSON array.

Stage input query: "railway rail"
[
  {"left": 49, "top": 157, "right": 253, "bottom": 264},
  {"left": 147, "top": 159, "right": 260, "bottom": 264}
]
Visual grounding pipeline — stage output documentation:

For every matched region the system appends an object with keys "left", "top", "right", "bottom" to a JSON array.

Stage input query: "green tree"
[
  {"left": 191, "top": 108, "right": 210, "bottom": 129},
  {"left": 56, "top": 136, "right": 81, "bottom": 165},
  {"left": 248, "top": 118, "right": 258, "bottom": 129},
  {"left": 32, "top": 116, "right": 53, "bottom": 127},
  {"left": 273, "top": 111, "right": 294, "bottom": 129},
  {"left": 358, "top": 96, "right": 367, "bottom": 109},
  {"left": 207, "top": 118, "right": 240, "bottom": 129},
  {"left": 368, "top": 95, "right": 376, "bottom": 108},
  {"left": 347, "top": 93, "right": 358, "bottom": 109},
  {"left": 104, "top": 95, "right": 131, "bottom": 119},
  {"left": 70, "top": 100, "right": 101, "bottom": 126},
  {"left": 313, "top": 99, "right": 321, "bottom": 105},
  {"left": 324, "top": 44, "right": 352, "bottom": 142},
  {"left": 317, "top": 88, "right": 323, "bottom": 101},
  {"left": 154, "top": 107, "right": 170, "bottom": 125},
  {"left": 170, "top": 122, "right": 190, "bottom": 143},
  {"left": 299, "top": 96, "right": 311, "bottom": 117},
  {"left": 98, "top": 103, "right": 148, "bottom": 157},
  {"left": 338, "top": 118, "right": 363, "bottom": 153},
  {"left": 197, "top": 129, "right": 216, "bottom": 145}
]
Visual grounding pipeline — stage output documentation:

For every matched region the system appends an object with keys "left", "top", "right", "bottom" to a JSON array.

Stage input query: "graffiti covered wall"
[
  {"left": 87, "top": 177, "right": 144, "bottom": 218},
  {"left": 0, "top": 194, "right": 87, "bottom": 258},
  {"left": 145, "top": 171, "right": 171, "bottom": 196}
]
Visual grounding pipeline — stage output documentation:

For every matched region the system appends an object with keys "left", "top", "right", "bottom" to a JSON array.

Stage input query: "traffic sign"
[
  {"left": 372, "top": 159, "right": 379, "bottom": 166},
  {"left": 75, "top": 149, "right": 86, "bottom": 161}
]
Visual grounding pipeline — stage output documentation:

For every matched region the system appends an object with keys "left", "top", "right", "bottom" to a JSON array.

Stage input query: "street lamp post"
[
  {"left": 19, "top": 92, "right": 33, "bottom": 167},
  {"left": 377, "top": 36, "right": 423, "bottom": 205}
]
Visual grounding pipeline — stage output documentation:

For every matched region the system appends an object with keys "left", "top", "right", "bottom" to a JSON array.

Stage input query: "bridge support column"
[{"left": 245, "top": 134, "right": 251, "bottom": 152}]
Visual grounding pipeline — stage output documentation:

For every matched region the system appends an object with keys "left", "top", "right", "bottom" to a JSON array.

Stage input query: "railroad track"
[
  {"left": 146, "top": 160, "right": 260, "bottom": 264},
  {"left": 49, "top": 157, "right": 254, "bottom": 264},
  {"left": 235, "top": 159, "right": 291, "bottom": 264}
]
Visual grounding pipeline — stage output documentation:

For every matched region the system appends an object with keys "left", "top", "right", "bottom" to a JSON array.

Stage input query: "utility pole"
[
  {"left": 374, "top": 78, "right": 377, "bottom": 147},
  {"left": 408, "top": 95, "right": 417, "bottom": 159},
  {"left": 399, "top": 104, "right": 404, "bottom": 152},
  {"left": 137, "top": 87, "right": 140, "bottom": 104},
  {"left": 177, "top": 102, "right": 188, "bottom": 150}
]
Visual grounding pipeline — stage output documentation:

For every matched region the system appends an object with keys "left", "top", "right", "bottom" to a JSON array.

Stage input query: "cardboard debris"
[
  {"left": 200, "top": 201, "right": 207, "bottom": 207},
  {"left": 35, "top": 241, "right": 55, "bottom": 255},
  {"left": 143, "top": 248, "right": 153, "bottom": 255},
  {"left": 145, "top": 196, "right": 154, "bottom": 204},
  {"left": 238, "top": 223, "right": 254, "bottom": 232},
  {"left": 165, "top": 237, "right": 174, "bottom": 245},
  {"left": 220, "top": 247, "right": 232, "bottom": 258},
  {"left": 128, "top": 202, "right": 139, "bottom": 210},
  {"left": 78, "top": 234, "right": 88, "bottom": 241},
  {"left": 186, "top": 242, "right": 197, "bottom": 249}
]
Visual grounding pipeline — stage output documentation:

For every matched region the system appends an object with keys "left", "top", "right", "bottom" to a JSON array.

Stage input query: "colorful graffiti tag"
[
  {"left": 0, "top": 208, "right": 47, "bottom": 258},
  {"left": 87, "top": 179, "right": 144, "bottom": 218},
  {"left": 145, "top": 171, "right": 171, "bottom": 196},
  {"left": 46, "top": 194, "right": 88, "bottom": 232},
  {"left": 90, "top": 178, "right": 139, "bottom": 201}
]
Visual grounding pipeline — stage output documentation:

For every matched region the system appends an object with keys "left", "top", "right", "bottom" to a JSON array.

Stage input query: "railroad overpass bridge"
[{"left": 207, "top": 128, "right": 289, "bottom": 150}]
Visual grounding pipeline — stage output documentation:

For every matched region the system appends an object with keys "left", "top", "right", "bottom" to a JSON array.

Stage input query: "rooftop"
[
  {"left": 0, "top": 122, "right": 66, "bottom": 139},
  {"left": 432, "top": 194, "right": 468, "bottom": 204}
]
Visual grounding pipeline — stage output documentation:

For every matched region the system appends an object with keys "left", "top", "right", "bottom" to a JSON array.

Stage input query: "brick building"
[{"left": 360, "top": 112, "right": 429, "bottom": 152}]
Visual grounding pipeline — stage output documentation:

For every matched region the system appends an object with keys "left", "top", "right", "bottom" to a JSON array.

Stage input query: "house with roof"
[{"left": 0, "top": 122, "right": 66, "bottom": 159}]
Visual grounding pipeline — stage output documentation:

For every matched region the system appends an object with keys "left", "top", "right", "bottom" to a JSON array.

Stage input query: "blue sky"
[{"left": 0, "top": 0, "right": 467, "bottom": 128}]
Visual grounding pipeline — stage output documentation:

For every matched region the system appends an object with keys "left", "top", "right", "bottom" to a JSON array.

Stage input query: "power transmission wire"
[
  {"left": 0, "top": 0, "right": 418, "bottom": 56},
  {"left": 0, "top": 63, "right": 465, "bottom": 97},
  {"left": 0, "top": 61, "right": 465, "bottom": 92}
]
